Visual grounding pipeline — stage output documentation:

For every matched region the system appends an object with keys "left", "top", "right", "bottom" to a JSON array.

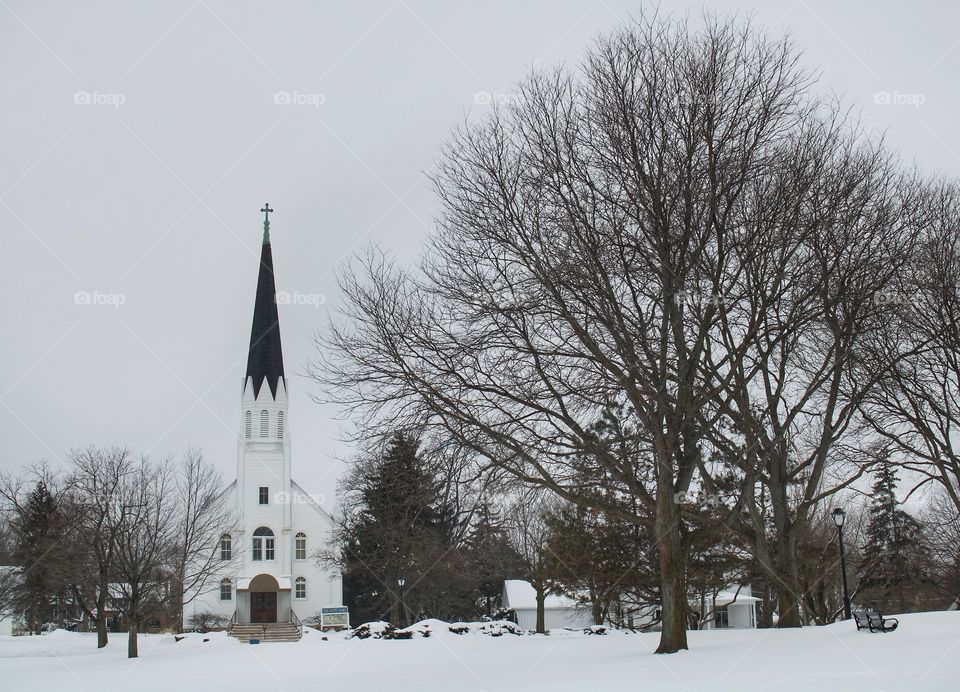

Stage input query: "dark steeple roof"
[{"left": 245, "top": 204, "right": 284, "bottom": 399}]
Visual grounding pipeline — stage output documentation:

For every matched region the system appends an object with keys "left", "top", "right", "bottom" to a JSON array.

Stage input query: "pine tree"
[
  {"left": 14, "top": 481, "right": 65, "bottom": 632},
  {"left": 340, "top": 433, "right": 469, "bottom": 624},
  {"left": 857, "top": 458, "right": 933, "bottom": 612},
  {"left": 464, "top": 499, "right": 522, "bottom": 616},
  {"left": 544, "top": 503, "right": 659, "bottom": 626}
]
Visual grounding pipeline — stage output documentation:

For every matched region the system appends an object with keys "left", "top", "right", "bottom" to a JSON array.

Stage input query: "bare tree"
[
  {"left": 316, "top": 13, "right": 813, "bottom": 653},
  {"left": 861, "top": 185, "right": 960, "bottom": 512},
  {"left": 67, "top": 446, "right": 137, "bottom": 648},
  {"left": 506, "top": 494, "right": 557, "bottom": 634},
  {"left": 169, "top": 449, "right": 235, "bottom": 632},
  {"left": 922, "top": 483, "right": 960, "bottom": 608},
  {"left": 112, "top": 458, "right": 176, "bottom": 658},
  {"left": 697, "top": 113, "right": 928, "bottom": 626}
]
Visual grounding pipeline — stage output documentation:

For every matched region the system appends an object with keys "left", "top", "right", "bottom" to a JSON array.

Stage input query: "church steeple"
[{"left": 245, "top": 203, "right": 284, "bottom": 399}]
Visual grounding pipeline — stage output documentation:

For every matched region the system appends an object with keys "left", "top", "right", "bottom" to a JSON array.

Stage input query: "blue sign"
[{"left": 321, "top": 606, "right": 350, "bottom": 627}]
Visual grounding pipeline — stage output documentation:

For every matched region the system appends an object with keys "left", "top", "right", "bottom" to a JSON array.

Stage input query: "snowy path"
[{"left": 0, "top": 612, "right": 956, "bottom": 691}]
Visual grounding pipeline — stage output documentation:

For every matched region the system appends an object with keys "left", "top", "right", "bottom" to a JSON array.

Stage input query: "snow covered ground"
[{"left": 0, "top": 612, "right": 956, "bottom": 691}]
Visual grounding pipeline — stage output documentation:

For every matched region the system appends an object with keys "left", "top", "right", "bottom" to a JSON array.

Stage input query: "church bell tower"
[{"left": 237, "top": 203, "right": 292, "bottom": 539}]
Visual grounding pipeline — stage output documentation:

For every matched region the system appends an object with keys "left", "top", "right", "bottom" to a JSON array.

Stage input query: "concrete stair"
[{"left": 229, "top": 622, "right": 302, "bottom": 643}]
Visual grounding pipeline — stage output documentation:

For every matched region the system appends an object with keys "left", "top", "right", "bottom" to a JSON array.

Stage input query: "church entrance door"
[{"left": 251, "top": 592, "right": 277, "bottom": 623}]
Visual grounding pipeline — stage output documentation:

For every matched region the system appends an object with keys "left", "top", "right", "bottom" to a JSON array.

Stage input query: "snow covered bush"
[
  {"left": 447, "top": 620, "right": 524, "bottom": 636},
  {"left": 584, "top": 625, "right": 608, "bottom": 635},
  {"left": 188, "top": 611, "right": 228, "bottom": 633},
  {"left": 347, "top": 621, "right": 395, "bottom": 639},
  {"left": 478, "top": 620, "right": 523, "bottom": 637}
]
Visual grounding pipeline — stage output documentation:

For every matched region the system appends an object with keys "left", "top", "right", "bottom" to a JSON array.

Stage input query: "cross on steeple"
[{"left": 260, "top": 203, "right": 274, "bottom": 244}]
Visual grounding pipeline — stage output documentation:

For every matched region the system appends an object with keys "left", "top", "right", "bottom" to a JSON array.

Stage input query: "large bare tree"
[
  {"left": 696, "top": 114, "right": 928, "bottom": 626},
  {"left": 316, "top": 13, "right": 814, "bottom": 653},
  {"left": 860, "top": 185, "right": 960, "bottom": 512}
]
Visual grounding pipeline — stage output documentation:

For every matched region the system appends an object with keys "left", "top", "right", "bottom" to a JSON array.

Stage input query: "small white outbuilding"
[
  {"left": 695, "top": 590, "right": 759, "bottom": 629},
  {"left": 501, "top": 580, "right": 595, "bottom": 631}
]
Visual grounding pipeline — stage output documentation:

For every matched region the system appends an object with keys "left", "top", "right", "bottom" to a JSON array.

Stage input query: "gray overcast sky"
[{"left": 1, "top": 0, "right": 958, "bottom": 511}]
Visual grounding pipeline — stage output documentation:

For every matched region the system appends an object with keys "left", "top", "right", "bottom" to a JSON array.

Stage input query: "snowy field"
[{"left": 0, "top": 612, "right": 956, "bottom": 692}]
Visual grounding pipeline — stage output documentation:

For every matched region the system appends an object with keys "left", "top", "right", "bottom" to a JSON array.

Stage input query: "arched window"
[
  {"left": 220, "top": 578, "right": 232, "bottom": 601},
  {"left": 295, "top": 576, "right": 306, "bottom": 599},
  {"left": 295, "top": 532, "right": 306, "bottom": 560},
  {"left": 245, "top": 411, "right": 252, "bottom": 439},
  {"left": 220, "top": 533, "right": 232, "bottom": 561},
  {"left": 252, "top": 526, "right": 275, "bottom": 561},
  {"left": 260, "top": 410, "right": 269, "bottom": 438},
  {"left": 277, "top": 410, "right": 284, "bottom": 439}
]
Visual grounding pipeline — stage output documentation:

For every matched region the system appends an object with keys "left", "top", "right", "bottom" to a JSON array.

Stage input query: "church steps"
[{"left": 229, "top": 622, "right": 302, "bottom": 643}]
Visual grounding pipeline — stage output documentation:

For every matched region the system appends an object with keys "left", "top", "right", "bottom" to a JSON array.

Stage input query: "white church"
[{"left": 183, "top": 206, "right": 344, "bottom": 639}]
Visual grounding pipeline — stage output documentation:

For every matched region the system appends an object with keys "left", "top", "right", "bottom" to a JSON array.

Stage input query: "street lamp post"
[
  {"left": 832, "top": 507, "right": 852, "bottom": 621},
  {"left": 397, "top": 577, "right": 406, "bottom": 629}
]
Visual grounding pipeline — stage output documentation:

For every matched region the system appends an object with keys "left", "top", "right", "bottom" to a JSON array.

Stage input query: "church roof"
[{"left": 245, "top": 205, "right": 285, "bottom": 399}]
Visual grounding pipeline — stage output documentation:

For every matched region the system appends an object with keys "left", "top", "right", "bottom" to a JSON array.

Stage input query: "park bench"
[{"left": 853, "top": 610, "right": 898, "bottom": 633}]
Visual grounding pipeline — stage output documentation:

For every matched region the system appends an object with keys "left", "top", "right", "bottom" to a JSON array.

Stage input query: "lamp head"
[
  {"left": 398, "top": 576, "right": 405, "bottom": 587},
  {"left": 832, "top": 507, "right": 846, "bottom": 528}
]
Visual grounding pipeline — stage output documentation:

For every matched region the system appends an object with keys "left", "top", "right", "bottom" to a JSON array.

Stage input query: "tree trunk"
[
  {"left": 769, "top": 455, "right": 803, "bottom": 628},
  {"left": 592, "top": 600, "right": 604, "bottom": 626},
  {"left": 127, "top": 621, "right": 138, "bottom": 658},
  {"left": 655, "top": 492, "right": 688, "bottom": 653},
  {"left": 96, "top": 588, "right": 109, "bottom": 648},
  {"left": 534, "top": 582, "right": 546, "bottom": 634},
  {"left": 773, "top": 530, "right": 803, "bottom": 627},
  {"left": 97, "top": 615, "right": 108, "bottom": 648}
]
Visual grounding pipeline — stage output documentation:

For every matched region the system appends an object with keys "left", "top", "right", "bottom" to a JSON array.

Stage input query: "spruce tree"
[
  {"left": 341, "top": 433, "right": 468, "bottom": 624},
  {"left": 14, "top": 481, "right": 63, "bottom": 632},
  {"left": 464, "top": 499, "right": 521, "bottom": 616},
  {"left": 857, "top": 458, "right": 932, "bottom": 612}
]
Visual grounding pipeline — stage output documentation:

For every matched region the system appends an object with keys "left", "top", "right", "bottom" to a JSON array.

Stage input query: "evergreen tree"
[
  {"left": 340, "top": 433, "right": 469, "bottom": 624},
  {"left": 544, "top": 503, "right": 659, "bottom": 626},
  {"left": 13, "top": 481, "right": 67, "bottom": 632},
  {"left": 464, "top": 499, "right": 523, "bottom": 617},
  {"left": 857, "top": 458, "right": 933, "bottom": 612}
]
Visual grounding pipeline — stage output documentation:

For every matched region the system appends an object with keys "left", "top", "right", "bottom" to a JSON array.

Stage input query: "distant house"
[
  {"left": 502, "top": 579, "right": 759, "bottom": 632},
  {"left": 0, "top": 566, "right": 20, "bottom": 636},
  {"left": 692, "top": 589, "right": 759, "bottom": 630},
  {"left": 501, "top": 580, "right": 594, "bottom": 630}
]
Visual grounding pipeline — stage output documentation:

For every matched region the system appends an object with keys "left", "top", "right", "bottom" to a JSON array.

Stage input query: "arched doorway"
[{"left": 249, "top": 573, "right": 279, "bottom": 623}]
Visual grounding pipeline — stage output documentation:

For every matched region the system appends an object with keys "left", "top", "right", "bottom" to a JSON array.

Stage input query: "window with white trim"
[
  {"left": 220, "top": 534, "right": 231, "bottom": 560},
  {"left": 258, "top": 486, "right": 269, "bottom": 505},
  {"left": 295, "top": 576, "right": 306, "bottom": 599},
  {"left": 220, "top": 578, "right": 232, "bottom": 601},
  {"left": 252, "top": 526, "right": 274, "bottom": 561},
  {"left": 295, "top": 532, "right": 306, "bottom": 560}
]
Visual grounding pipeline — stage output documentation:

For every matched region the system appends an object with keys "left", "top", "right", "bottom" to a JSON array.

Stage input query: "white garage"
[{"left": 501, "top": 580, "right": 595, "bottom": 631}]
